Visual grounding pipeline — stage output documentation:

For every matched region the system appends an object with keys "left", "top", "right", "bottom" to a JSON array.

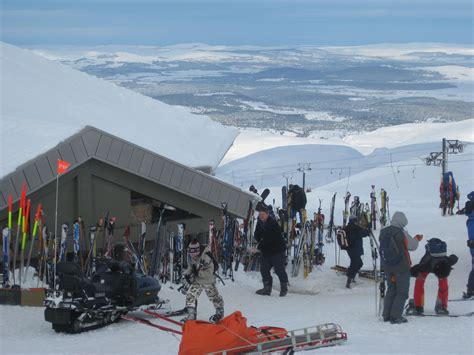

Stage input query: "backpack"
[
  {"left": 425, "top": 238, "right": 447, "bottom": 257},
  {"left": 379, "top": 233, "right": 403, "bottom": 266},
  {"left": 336, "top": 229, "right": 349, "bottom": 250},
  {"left": 288, "top": 185, "right": 307, "bottom": 210}
]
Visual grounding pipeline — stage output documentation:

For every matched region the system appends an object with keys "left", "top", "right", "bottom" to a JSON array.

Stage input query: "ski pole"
[
  {"left": 24, "top": 203, "right": 42, "bottom": 280},
  {"left": 12, "top": 184, "right": 26, "bottom": 286},
  {"left": 19, "top": 199, "right": 31, "bottom": 287},
  {"left": 215, "top": 272, "right": 226, "bottom": 286},
  {"left": 3, "top": 195, "right": 13, "bottom": 287}
]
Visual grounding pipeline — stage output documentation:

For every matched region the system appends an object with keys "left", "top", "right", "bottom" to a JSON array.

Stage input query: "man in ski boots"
[
  {"left": 181, "top": 239, "right": 224, "bottom": 323},
  {"left": 343, "top": 215, "right": 370, "bottom": 288},
  {"left": 407, "top": 238, "right": 458, "bottom": 316},
  {"left": 379, "top": 211, "right": 422, "bottom": 324},
  {"left": 254, "top": 204, "right": 289, "bottom": 297}
]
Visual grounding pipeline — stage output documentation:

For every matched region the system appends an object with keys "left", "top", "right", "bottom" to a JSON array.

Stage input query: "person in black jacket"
[
  {"left": 254, "top": 204, "right": 288, "bottom": 296},
  {"left": 344, "top": 215, "right": 370, "bottom": 288}
]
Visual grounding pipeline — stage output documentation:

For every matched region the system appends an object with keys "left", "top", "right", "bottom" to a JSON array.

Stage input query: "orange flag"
[{"left": 57, "top": 160, "right": 71, "bottom": 175}]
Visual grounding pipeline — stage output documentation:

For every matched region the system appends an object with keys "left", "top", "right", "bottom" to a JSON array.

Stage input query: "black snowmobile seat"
[
  {"left": 57, "top": 262, "right": 83, "bottom": 276},
  {"left": 56, "top": 262, "right": 94, "bottom": 296}
]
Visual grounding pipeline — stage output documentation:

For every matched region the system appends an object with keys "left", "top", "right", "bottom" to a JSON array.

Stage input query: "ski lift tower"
[
  {"left": 424, "top": 138, "right": 464, "bottom": 174},
  {"left": 298, "top": 163, "right": 311, "bottom": 190}
]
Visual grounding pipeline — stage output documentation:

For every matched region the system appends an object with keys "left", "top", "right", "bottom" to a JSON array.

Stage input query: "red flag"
[{"left": 57, "top": 160, "right": 71, "bottom": 175}]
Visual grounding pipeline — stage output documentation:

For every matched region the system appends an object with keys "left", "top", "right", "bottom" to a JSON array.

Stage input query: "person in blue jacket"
[{"left": 464, "top": 191, "right": 474, "bottom": 299}]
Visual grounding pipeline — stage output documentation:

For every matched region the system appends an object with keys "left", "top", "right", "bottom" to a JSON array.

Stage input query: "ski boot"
[
  {"left": 390, "top": 316, "right": 408, "bottom": 324},
  {"left": 209, "top": 308, "right": 224, "bottom": 323},
  {"left": 462, "top": 287, "right": 474, "bottom": 300},
  {"left": 256, "top": 281, "right": 272, "bottom": 296},
  {"left": 279, "top": 282, "right": 288, "bottom": 297},
  {"left": 405, "top": 299, "right": 424, "bottom": 315},
  {"left": 345, "top": 277, "right": 352, "bottom": 289},
  {"left": 180, "top": 307, "right": 196, "bottom": 323},
  {"left": 435, "top": 300, "right": 449, "bottom": 315}
]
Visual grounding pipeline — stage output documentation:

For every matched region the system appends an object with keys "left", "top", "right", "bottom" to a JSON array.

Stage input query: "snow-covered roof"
[{"left": 0, "top": 42, "right": 238, "bottom": 178}]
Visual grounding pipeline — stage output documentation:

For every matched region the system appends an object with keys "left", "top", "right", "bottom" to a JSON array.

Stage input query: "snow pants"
[
  {"left": 346, "top": 249, "right": 363, "bottom": 279},
  {"left": 468, "top": 256, "right": 474, "bottom": 291},
  {"left": 185, "top": 283, "right": 224, "bottom": 310},
  {"left": 383, "top": 270, "right": 410, "bottom": 320},
  {"left": 414, "top": 272, "right": 448, "bottom": 309},
  {"left": 260, "top": 251, "right": 289, "bottom": 285}
]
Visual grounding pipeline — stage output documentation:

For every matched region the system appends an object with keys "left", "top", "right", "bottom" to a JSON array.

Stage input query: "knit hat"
[{"left": 188, "top": 240, "right": 201, "bottom": 257}]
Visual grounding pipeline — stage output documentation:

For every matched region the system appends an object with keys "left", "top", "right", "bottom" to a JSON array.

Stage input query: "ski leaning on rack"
[
  {"left": 59, "top": 223, "right": 69, "bottom": 262},
  {"left": 325, "top": 193, "right": 336, "bottom": 243},
  {"left": 342, "top": 192, "right": 351, "bottom": 228},
  {"left": 314, "top": 200, "right": 325, "bottom": 266},
  {"left": 370, "top": 185, "right": 378, "bottom": 230},
  {"left": 149, "top": 203, "right": 166, "bottom": 278}
]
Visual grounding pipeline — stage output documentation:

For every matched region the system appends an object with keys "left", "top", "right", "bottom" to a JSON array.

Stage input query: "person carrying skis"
[
  {"left": 463, "top": 191, "right": 474, "bottom": 299},
  {"left": 379, "top": 211, "right": 422, "bottom": 324},
  {"left": 181, "top": 239, "right": 224, "bottom": 323},
  {"left": 254, "top": 203, "right": 289, "bottom": 297},
  {"left": 343, "top": 215, "right": 370, "bottom": 288},
  {"left": 407, "top": 238, "right": 458, "bottom": 315}
]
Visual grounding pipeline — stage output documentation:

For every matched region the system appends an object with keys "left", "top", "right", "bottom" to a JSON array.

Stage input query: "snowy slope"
[
  {"left": 2, "top": 145, "right": 473, "bottom": 354},
  {"left": 0, "top": 42, "right": 238, "bottom": 176},
  {"left": 217, "top": 142, "right": 449, "bottom": 189},
  {"left": 222, "top": 119, "right": 474, "bottom": 164}
]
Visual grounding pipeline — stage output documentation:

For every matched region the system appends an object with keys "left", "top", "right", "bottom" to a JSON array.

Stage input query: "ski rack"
[
  {"left": 210, "top": 323, "right": 347, "bottom": 354},
  {"left": 331, "top": 265, "right": 379, "bottom": 280}
]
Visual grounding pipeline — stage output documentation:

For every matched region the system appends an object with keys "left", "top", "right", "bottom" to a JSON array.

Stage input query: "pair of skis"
[{"left": 314, "top": 200, "right": 325, "bottom": 266}]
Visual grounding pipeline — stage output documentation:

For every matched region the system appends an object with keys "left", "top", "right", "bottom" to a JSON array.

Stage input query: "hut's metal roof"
[{"left": 0, "top": 126, "right": 258, "bottom": 218}]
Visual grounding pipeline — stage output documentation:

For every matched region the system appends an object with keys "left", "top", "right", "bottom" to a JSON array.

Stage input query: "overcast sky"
[{"left": 1, "top": 0, "right": 472, "bottom": 46}]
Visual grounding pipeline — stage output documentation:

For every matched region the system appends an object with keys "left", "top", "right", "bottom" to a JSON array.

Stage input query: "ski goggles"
[{"left": 188, "top": 245, "right": 200, "bottom": 257}]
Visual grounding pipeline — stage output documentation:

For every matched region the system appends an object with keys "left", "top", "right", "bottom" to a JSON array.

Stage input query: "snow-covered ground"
[{"left": 2, "top": 129, "right": 473, "bottom": 354}]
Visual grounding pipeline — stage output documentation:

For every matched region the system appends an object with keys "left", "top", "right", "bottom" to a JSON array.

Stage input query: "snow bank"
[{"left": 0, "top": 42, "right": 238, "bottom": 177}]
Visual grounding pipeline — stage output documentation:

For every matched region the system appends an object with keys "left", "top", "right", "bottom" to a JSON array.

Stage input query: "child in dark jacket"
[{"left": 343, "top": 215, "right": 370, "bottom": 288}]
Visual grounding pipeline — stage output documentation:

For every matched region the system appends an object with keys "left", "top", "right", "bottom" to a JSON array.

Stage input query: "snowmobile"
[{"left": 44, "top": 258, "right": 161, "bottom": 333}]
